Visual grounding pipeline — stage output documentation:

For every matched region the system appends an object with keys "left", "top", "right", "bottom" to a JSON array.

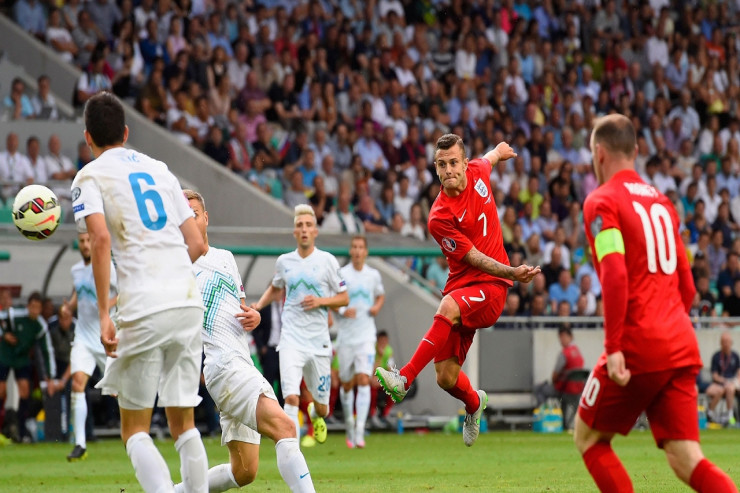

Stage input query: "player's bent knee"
[
  {"left": 232, "top": 464, "right": 257, "bottom": 487},
  {"left": 437, "top": 295, "right": 461, "bottom": 320}
]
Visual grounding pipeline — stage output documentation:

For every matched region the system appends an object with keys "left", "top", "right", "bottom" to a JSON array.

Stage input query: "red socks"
[
  {"left": 400, "top": 314, "right": 453, "bottom": 387},
  {"left": 690, "top": 458, "right": 738, "bottom": 493},
  {"left": 582, "top": 442, "right": 633, "bottom": 493},
  {"left": 446, "top": 371, "right": 480, "bottom": 414}
]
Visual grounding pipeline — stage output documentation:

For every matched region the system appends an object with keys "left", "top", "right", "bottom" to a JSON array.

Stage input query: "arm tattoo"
[{"left": 464, "top": 248, "right": 513, "bottom": 280}]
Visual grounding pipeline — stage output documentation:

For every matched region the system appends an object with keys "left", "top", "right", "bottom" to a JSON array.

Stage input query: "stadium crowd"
[{"left": 3, "top": 0, "right": 740, "bottom": 319}]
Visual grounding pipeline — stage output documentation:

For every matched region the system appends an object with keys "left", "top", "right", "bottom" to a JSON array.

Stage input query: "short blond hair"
[
  {"left": 294, "top": 204, "right": 316, "bottom": 225},
  {"left": 183, "top": 189, "right": 205, "bottom": 210}
]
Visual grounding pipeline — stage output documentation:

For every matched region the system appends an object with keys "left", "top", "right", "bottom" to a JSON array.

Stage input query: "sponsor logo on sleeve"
[
  {"left": 442, "top": 237, "right": 456, "bottom": 252},
  {"left": 71, "top": 187, "right": 81, "bottom": 201},
  {"left": 73, "top": 204, "right": 85, "bottom": 213},
  {"left": 590, "top": 215, "right": 603, "bottom": 237}
]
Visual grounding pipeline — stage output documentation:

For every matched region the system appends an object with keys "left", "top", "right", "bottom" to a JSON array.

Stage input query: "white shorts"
[
  {"left": 278, "top": 346, "right": 331, "bottom": 405},
  {"left": 204, "top": 354, "right": 276, "bottom": 446},
  {"left": 337, "top": 342, "right": 376, "bottom": 383},
  {"left": 70, "top": 341, "right": 107, "bottom": 376},
  {"left": 96, "top": 307, "right": 203, "bottom": 410}
]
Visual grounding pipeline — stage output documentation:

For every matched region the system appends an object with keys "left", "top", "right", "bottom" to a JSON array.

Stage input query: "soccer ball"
[{"left": 12, "top": 184, "right": 62, "bottom": 241}]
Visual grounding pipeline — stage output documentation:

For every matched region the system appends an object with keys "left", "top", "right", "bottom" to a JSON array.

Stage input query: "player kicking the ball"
[
  {"left": 63, "top": 231, "right": 118, "bottom": 462},
  {"left": 576, "top": 114, "right": 737, "bottom": 493},
  {"left": 376, "top": 134, "right": 540, "bottom": 447},
  {"left": 72, "top": 92, "right": 209, "bottom": 493},
  {"left": 176, "top": 190, "right": 314, "bottom": 493},
  {"left": 334, "top": 236, "right": 385, "bottom": 448},
  {"left": 253, "top": 205, "right": 348, "bottom": 446}
]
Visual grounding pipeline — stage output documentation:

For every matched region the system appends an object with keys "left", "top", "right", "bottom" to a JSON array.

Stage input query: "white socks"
[
  {"left": 71, "top": 391, "right": 87, "bottom": 448},
  {"left": 340, "top": 387, "right": 355, "bottom": 429},
  {"left": 174, "top": 428, "right": 208, "bottom": 493},
  {"left": 355, "top": 385, "right": 371, "bottom": 436},
  {"left": 126, "top": 432, "right": 174, "bottom": 493},
  {"left": 175, "top": 464, "right": 238, "bottom": 493},
  {"left": 276, "top": 438, "right": 315, "bottom": 492},
  {"left": 284, "top": 403, "right": 300, "bottom": 440}
]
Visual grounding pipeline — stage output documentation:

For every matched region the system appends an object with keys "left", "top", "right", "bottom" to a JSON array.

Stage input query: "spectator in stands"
[
  {"left": 322, "top": 183, "right": 363, "bottom": 234},
  {"left": 75, "top": 49, "right": 112, "bottom": 107},
  {"left": 0, "top": 132, "right": 34, "bottom": 200},
  {"left": 400, "top": 202, "right": 426, "bottom": 241},
  {"left": 426, "top": 256, "right": 449, "bottom": 292},
  {"left": 139, "top": 19, "right": 170, "bottom": 74},
  {"left": 165, "top": 16, "right": 188, "bottom": 63},
  {"left": 705, "top": 332, "right": 740, "bottom": 426},
  {"left": 85, "top": 0, "right": 121, "bottom": 42},
  {"left": 203, "top": 126, "right": 230, "bottom": 168},
  {"left": 31, "top": 75, "right": 60, "bottom": 121},
  {"left": 355, "top": 194, "right": 388, "bottom": 234},
  {"left": 549, "top": 268, "right": 579, "bottom": 313},
  {"left": 72, "top": 10, "right": 104, "bottom": 69},
  {"left": 135, "top": 68, "right": 166, "bottom": 126},
  {"left": 75, "top": 141, "right": 91, "bottom": 171},
  {"left": 45, "top": 8, "right": 77, "bottom": 64},
  {"left": 14, "top": 0, "right": 46, "bottom": 39},
  {"left": 695, "top": 274, "right": 717, "bottom": 317},
  {"left": 45, "top": 134, "right": 76, "bottom": 204},
  {"left": 25, "top": 136, "right": 47, "bottom": 184},
  {"left": 3, "top": 78, "right": 34, "bottom": 120},
  {"left": 0, "top": 289, "right": 12, "bottom": 310},
  {"left": 282, "top": 169, "right": 309, "bottom": 209},
  {"left": 722, "top": 279, "right": 740, "bottom": 318}
]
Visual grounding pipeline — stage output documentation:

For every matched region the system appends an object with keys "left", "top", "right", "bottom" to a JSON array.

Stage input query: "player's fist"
[
  {"left": 344, "top": 307, "right": 357, "bottom": 318},
  {"left": 301, "top": 295, "right": 322, "bottom": 311},
  {"left": 100, "top": 314, "right": 119, "bottom": 358},
  {"left": 493, "top": 142, "right": 517, "bottom": 162},
  {"left": 511, "top": 264, "right": 541, "bottom": 284},
  {"left": 236, "top": 303, "right": 261, "bottom": 332},
  {"left": 606, "top": 351, "right": 631, "bottom": 387}
]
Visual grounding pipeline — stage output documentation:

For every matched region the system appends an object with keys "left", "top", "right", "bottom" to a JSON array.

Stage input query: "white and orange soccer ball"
[{"left": 12, "top": 184, "right": 62, "bottom": 241}]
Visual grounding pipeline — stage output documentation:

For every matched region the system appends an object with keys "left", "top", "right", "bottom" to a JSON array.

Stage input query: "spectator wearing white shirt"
[
  {"left": 26, "top": 136, "right": 48, "bottom": 184},
  {"left": 455, "top": 34, "right": 477, "bottom": 80},
  {"left": 667, "top": 89, "right": 701, "bottom": 140},
  {"left": 504, "top": 58, "right": 528, "bottom": 105},
  {"left": 45, "top": 134, "right": 77, "bottom": 210},
  {"left": 394, "top": 53, "right": 417, "bottom": 88},
  {"left": 309, "top": 127, "right": 333, "bottom": 169},
  {"left": 0, "top": 132, "right": 34, "bottom": 200},
  {"left": 393, "top": 174, "right": 415, "bottom": 222},
  {"left": 228, "top": 42, "right": 251, "bottom": 95},
  {"left": 701, "top": 175, "right": 722, "bottom": 224},
  {"left": 645, "top": 23, "right": 669, "bottom": 69},
  {"left": 354, "top": 120, "right": 389, "bottom": 177},
  {"left": 46, "top": 8, "right": 77, "bottom": 64},
  {"left": 31, "top": 75, "right": 60, "bottom": 121}
]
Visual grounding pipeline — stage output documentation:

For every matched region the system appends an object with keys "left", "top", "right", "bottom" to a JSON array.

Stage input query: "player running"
[
  {"left": 253, "top": 205, "right": 349, "bottom": 446},
  {"left": 576, "top": 114, "right": 737, "bottom": 493},
  {"left": 334, "top": 236, "right": 385, "bottom": 448},
  {"left": 376, "top": 134, "right": 540, "bottom": 447},
  {"left": 175, "top": 190, "right": 314, "bottom": 492},
  {"left": 62, "top": 231, "right": 118, "bottom": 462},
  {"left": 72, "top": 92, "right": 209, "bottom": 493}
]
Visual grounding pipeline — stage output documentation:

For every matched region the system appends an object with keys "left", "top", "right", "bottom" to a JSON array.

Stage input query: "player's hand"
[
  {"left": 249, "top": 302, "right": 261, "bottom": 311},
  {"left": 606, "top": 351, "right": 631, "bottom": 387},
  {"left": 493, "top": 142, "right": 517, "bottom": 162},
  {"left": 344, "top": 307, "right": 357, "bottom": 318},
  {"left": 369, "top": 306, "right": 380, "bottom": 317},
  {"left": 235, "top": 303, "right": 261, "bottom": 332},
  {"left": 46, "top": 379, "right": 56, "bottom": 397},
  {"left": 3, "top": 332, "right": 18, "bottom": 346},
  {"left": 100, "top": 314, "right": 119, "bottom": 358},
  {"left": 301, "top": 295, "right": 322, "bottom": 311},
  {"left": 511, "top": 264, "right": 541, "bottom": 283}
]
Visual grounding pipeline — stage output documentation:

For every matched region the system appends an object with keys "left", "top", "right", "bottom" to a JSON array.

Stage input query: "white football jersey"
[
  {"left": 272, "top": 248, "right": 346, "bottom": 356},
  {"left": 194, "top": 247, "right": 252, "bottom": 366},
  {"left": 71, "top": 259, "right": 118, "bottom": 351},
  {"left": 71, "top": 147, "right": 203, "bottom": 322},
  {"left": 335, "top": 263, "right": 385, "bottom": 346}
]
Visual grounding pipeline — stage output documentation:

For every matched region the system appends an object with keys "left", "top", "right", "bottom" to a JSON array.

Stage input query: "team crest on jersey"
[
  {"left": 474, "top": 178, "right": 488, "bottom": 198},
  {"left": 590, "top": 215, "right": 603, "bottom": 237},
  {"left": 71, "top": 187, "right": 81, "bottom": 201},
  {"left": 442, "top": 237, "right": 456, "bottom": 252}
]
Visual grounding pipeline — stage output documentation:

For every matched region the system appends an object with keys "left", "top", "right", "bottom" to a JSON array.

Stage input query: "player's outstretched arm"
[
  {"left": 482, "top": 142, "right": 517, "bottom": 169},
  {"left": 463, "top": 247, "right": 541, "bottom": 282},
  {"left": 180, "top": 216, "right": 207, "bottom": 263}
]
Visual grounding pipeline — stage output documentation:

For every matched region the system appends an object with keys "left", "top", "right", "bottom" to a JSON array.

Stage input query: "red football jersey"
[
  {"left": 428, "top": 158, "right": 512, "bottom": 295},
  {"left": 583, "top": 169, "right": 701, "bottom": 374}
]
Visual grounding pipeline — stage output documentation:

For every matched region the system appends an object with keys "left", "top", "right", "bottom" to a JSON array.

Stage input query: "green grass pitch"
[{"left": 1, "top": 429, "right": 739, "bottom": 492}]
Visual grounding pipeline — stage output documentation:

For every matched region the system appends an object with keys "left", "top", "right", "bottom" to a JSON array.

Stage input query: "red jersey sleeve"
[
  {"left": 429, "top": 209, "right": 475, "bottom": 262},
  {"left": 584, "top": 192, "right": 628, "bottom": 354}
]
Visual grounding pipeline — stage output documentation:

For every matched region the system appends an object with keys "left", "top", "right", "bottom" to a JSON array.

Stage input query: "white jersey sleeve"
[{"left": 70, "top": 147, "right": 203, "bottom": 322}]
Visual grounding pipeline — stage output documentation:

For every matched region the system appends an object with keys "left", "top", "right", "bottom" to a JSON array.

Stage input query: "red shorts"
[
  {"left": 435, "top": 282, "right": 508, "bottom": 365},
  {"left": 577, "top": 364, "right": 701, "bottom": 448}
]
